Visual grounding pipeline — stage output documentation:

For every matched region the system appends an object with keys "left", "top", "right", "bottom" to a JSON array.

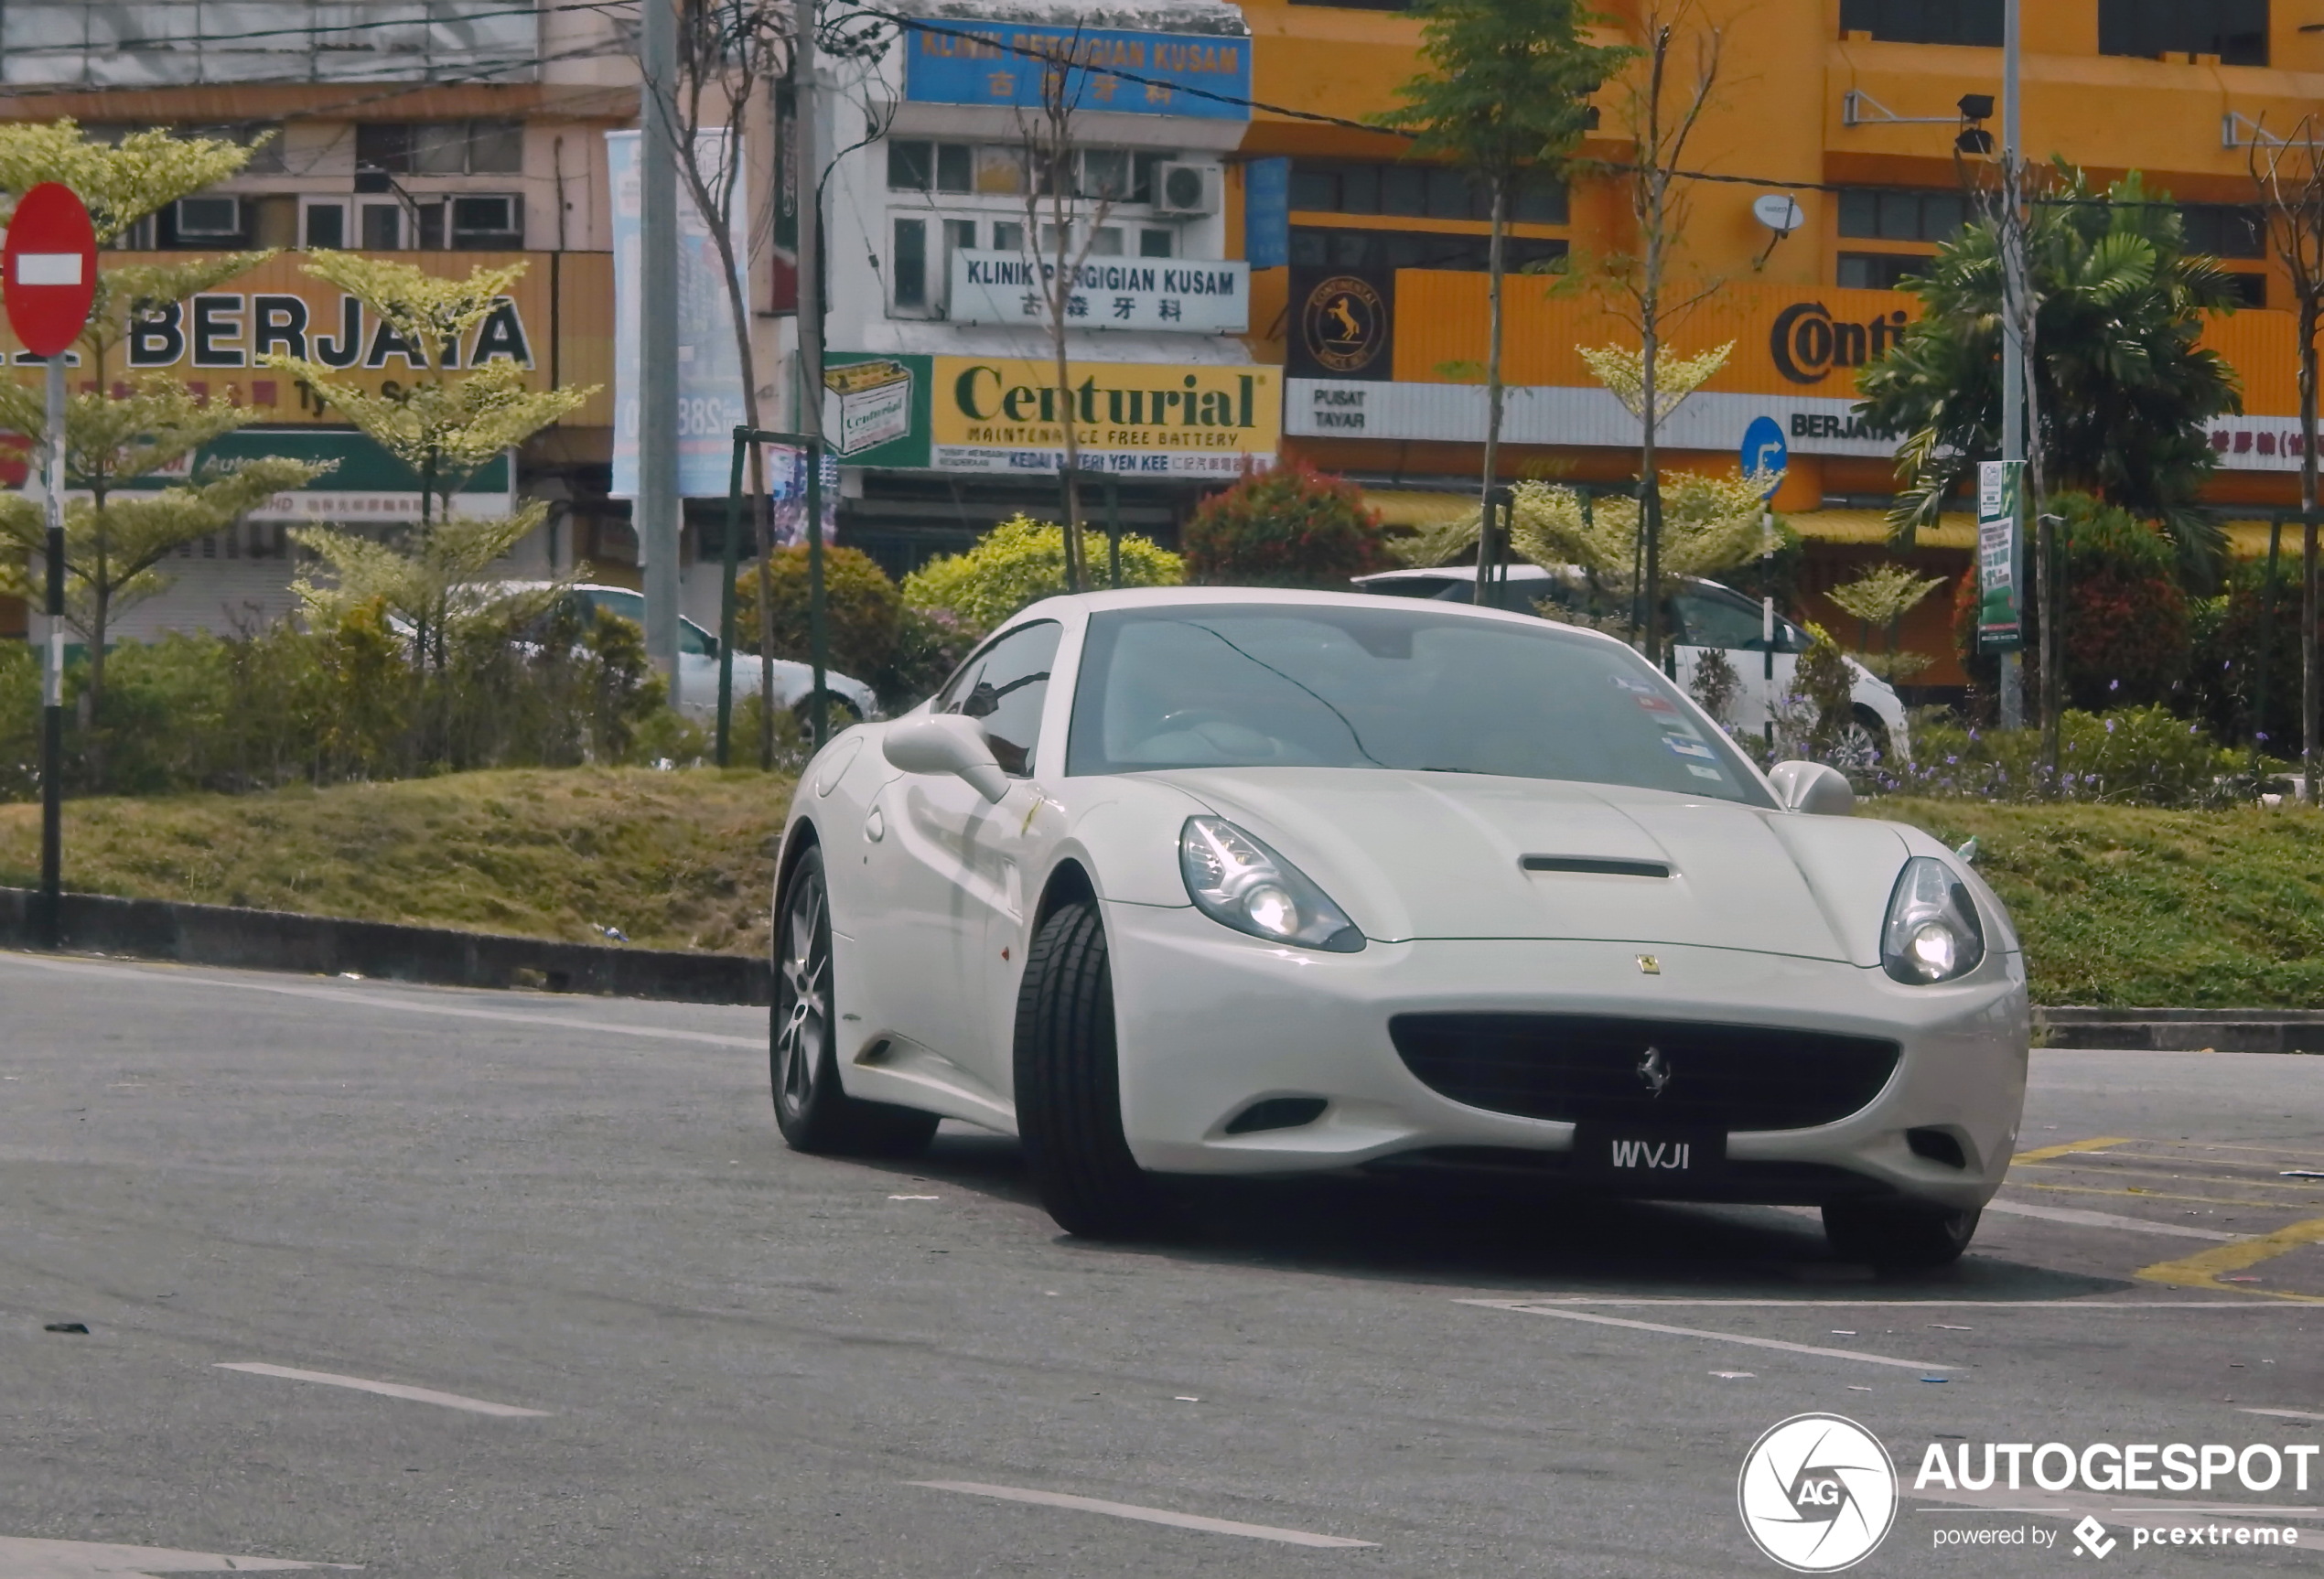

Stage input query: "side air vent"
[{"left": 1520, "top": 855, "right": 1672, "bottom": 878}]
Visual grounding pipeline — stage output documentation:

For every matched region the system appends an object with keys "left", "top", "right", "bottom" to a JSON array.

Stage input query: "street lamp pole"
[{"left": 1996, "top": 0, "right": 2027, "bottom": 732}]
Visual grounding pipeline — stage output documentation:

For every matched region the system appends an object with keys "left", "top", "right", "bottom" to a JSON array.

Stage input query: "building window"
[
  {"left": 1837, "top": 252, "right": 1931, "bottom": 290},
  {"left": 1839, "top": 0, "right": 2004, "bottom": 45},
  {"left": 1288, "top": 159, "right": 1566, "bottom": 225},
  {"left": 2180, "top": 204, "right": 2265, "bottom": 259},
  {"left": 1837, "top": 188, "right": 1967, "bottom": 242},
  {"left": 450, "top": 194, "right": 522, "bottom": 249},
  {"left": 360, "top": 202, "right": 405, "bottom": 250},
  {"left": 154, "top": 195, "right": 252, "bottom": 249},
  {"left": 1139, "top": 228, "right": 1174, "bottom": 258},
  {"left": 2098, "top": 0, "right": 2267, "bottom": 66},
  {"left": 357, "top": 120, "right": 525, "bottom": 177},
  {"left": 2223, "top": 273, "right": 2267, "bottom": 307},
  {"left": 888, "top": 140, "right": 1167, "bottom": 203},
  {"left": 1289, "top": 227, "right": 1568, "bottom": 273},
  {"left": 893, "top": 217, "right": 928, "bottom": 309},
  {"left": 303, "top": 199, "right": 346, "bottom": 250}
]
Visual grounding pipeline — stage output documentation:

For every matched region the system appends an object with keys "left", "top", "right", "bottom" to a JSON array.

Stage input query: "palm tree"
[{"left": 1857, "top": 164, "right": 2243, "bottom": 585}]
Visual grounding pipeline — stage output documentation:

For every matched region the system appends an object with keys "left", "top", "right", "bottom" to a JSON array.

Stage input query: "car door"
[
  {"left": 1673, "top": 583, "right": 1802, "bottom": 730},
  {"left": 867, "top": 619, "right": 1061, "bottom": 1090}
]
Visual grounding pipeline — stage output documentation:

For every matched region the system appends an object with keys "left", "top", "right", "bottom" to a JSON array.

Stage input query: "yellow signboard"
[{"left": 930, "top": 355, "right": 1277, "bottom": 477}]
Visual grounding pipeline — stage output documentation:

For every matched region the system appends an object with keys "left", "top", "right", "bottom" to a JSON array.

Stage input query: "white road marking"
[
  {"left": 0, "top": 951, "right": 759, "bottom": 1049},
  {"left": 1918, "top": 1484, "right": 2324, "bottom": 1526},
  {"left": 0, "top": 1535, "right": 351, "bottom": 1576},
  {"left": 2243, "top": 1407, "right": 2324, "bottom": 1422},
  {"left": 1984, "top": 1198, "right": 2237, "bottom": 1240},
  {"left": 215, "top": 1362, "right": 547, "bottom": 1417},
  {"left": 907, "top": 1481, "right": 1377, "bottom": 1549},
  {"left": 1464, "top": 1300, "right": 1951, "bottom": 1370},
  {"left": 1460, "top": 1297, "right": 2298, "bottom": 1308}
]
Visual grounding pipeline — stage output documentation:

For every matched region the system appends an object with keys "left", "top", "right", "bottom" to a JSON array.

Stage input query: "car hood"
[{"left": 1144, "top": 767, "right": 1910, "bottom": 965}]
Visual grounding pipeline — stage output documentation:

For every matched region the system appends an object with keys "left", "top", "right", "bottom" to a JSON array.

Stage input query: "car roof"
[
  {"left": 1006, "top": 584, "right": 1635, "bottom": 648},
  {"left": 1352, "top": 564, "right": 1557, "bottom": 585}
]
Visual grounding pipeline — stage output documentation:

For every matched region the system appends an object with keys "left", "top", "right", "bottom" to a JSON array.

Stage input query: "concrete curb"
[
  {"left": 0, "top": 886, "right": 770, "bottom": 1006},
  {"left": 2036, "top": 1007, "right": 2324, "bottom": 1054}
]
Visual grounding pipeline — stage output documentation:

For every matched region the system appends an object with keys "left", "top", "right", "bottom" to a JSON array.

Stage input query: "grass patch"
[
  {"left": 5, "top": 771, "right": 2318, "bottom": 1006},
  {"left": 1873, "top": 798, "right": 2324, "bottom": 1007},
  {"left": 0, "top": 768, "right": 796, "bottom": 958}
]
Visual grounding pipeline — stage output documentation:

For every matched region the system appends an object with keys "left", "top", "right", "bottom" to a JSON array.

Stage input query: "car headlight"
[
  {"left": 1881, "top": 856, "right": 1985, "bottom": 983},
  {"left": 1179, "top": 816, "right": 1365, "bottom": 953}
]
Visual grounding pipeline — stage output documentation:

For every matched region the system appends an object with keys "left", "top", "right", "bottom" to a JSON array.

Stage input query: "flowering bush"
[
  {"left": 1183, "top": 462, "right": 1389, "bottom": 588},
  {"left": 733, "top": 544, "right": 901, "bottom": 681},
  {"left": 1950, "top": 493, "right": 2190, "bottom": 711},
  {"left": 1873, "top": 705, "right": 2247, "bottom": 807}
]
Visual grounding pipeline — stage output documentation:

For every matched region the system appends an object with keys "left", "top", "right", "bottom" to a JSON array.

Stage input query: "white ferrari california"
[{"left": 769, "top": 587, "right": 2028, "bottom": 1265}]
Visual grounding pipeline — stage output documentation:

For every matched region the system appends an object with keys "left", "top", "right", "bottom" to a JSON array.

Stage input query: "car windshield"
[{"left": 1067, "top": 604, "right": 1774, "bottom": 806}]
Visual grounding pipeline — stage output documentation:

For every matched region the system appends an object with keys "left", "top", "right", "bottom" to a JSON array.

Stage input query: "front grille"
[{"left": 1389, "top": 1013, "right": 1902, "bottom": 1132}]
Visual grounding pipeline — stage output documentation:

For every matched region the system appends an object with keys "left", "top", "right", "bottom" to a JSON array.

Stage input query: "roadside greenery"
[
  {"left": 900, "top": 514, "right": 1183, "bottom": 631},
  {"left": 1184, "top": 463, "right": 1390, "bottom": 588}
]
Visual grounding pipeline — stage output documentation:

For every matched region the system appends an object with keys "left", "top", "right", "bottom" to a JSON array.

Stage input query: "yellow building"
[{"left": 1232, "top": 0, "right": 2324, "bottom": 684}]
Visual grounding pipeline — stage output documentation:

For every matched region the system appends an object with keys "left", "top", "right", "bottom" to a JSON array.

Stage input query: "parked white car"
[
  {"left": 565, "top": 585, "right": 878, "bottom": 725},
  {"left": 772, "top": 587, "right": 2028, "bottom": 1267},
  {"left": 1354, "top": 564, "right": 1910, "bottom": 766}
]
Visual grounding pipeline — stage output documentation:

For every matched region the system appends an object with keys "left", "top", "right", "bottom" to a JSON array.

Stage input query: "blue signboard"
[
  {"left": 1740, "top": 414, "right": 1787, "bottom": 496},
  {"left": 1245, "top": 156, "right": 1289, "bottom": 269},
  {"left": 905, "top": 22, "right": 1251, "bottom": 121}
]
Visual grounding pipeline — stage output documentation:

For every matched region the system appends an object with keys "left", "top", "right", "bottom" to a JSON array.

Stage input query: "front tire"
[
  {"left": 1013, "top": 900, "right": 1161, "bottom": 1238},
  {"left": 1823, "top": 1200, "right": 1980, "bottom": 1270},
  {"left": 771, "top": 844, "right": 938, "bottom": 1157}
]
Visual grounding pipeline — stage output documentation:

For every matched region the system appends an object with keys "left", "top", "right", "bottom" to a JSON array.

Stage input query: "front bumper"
[{"left": 1104, "top": 901, "right": 2028, "bottom": 1213}]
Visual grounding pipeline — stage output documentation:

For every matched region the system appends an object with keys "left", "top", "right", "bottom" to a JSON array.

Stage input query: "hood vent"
[{"left": 1520, "top": 855, "right": 1672, "bottom": 879}]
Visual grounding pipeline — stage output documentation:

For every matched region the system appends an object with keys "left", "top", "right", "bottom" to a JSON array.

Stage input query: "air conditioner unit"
[
  {"left": 1153, "top": 163, "right": 1220, "bottom": 217},
  {"left": 174, "top": 195, "right": 243, "bottom": 239}
]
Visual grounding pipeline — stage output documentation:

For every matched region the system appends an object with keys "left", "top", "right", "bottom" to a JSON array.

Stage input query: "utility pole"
[
  {"left": 791, "top": 0, "right": 832, "bottom": 747},
  {"left": 1996, "top": 0, "right": 2026, "bottom": 731},
  {"left": 640, "top": 0, "right": 683, "bottom": 707}
]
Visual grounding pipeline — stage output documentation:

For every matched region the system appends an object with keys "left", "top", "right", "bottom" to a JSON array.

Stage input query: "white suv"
[{"left": 1353, "top": 564, "right": 1909, "bottom": 765}]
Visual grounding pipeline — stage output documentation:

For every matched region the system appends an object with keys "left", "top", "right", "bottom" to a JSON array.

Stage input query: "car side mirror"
[
  {"left": 883, "top": 714, "right": 1008, "bottom": 803},
  {"left": 1768, "top": 759, "right": 1854, "bottom": 816}
]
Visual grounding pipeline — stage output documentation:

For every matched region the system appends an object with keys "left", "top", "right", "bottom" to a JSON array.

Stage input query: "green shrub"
[
  {"left": 2190, "top": 553, "right": 2304, "bottom": 749},
  {"left": 876, "top": 603, "right": 982, "bottom": 711},
  {"left": 1183, "top": 462, "right": 1389, "bottom": 588},
  {"left": 1877, "top": 705, "right": 2244, "bottom": 806},
  {"left": 732, "top": 543, "right": 902, "bottom": 681},
  {"left": 900, "top": 514, "right": 1182, "bottom": 629},
  {"left": 1949, "top": 492, "right": 2190, "bottom": 712},
  {"left": 1791, "top": 622, "right": 1857, "bottom": 753}
]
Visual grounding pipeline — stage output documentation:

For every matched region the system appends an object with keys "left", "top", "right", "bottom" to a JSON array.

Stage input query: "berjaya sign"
[
  {"left": 948, "top": 251, "right": 1247, "bottom": 333},
  {"left": 1286, "top": 378, "right": 1899, "bottom": 457}
]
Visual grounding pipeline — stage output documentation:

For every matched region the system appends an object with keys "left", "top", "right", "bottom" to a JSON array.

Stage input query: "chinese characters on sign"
[
  {"left": 904, "top": 23, "right": 1252, "bottom": 121},
  {"left": 948, "top": 252, "right": 1248, "bottom": 333}
]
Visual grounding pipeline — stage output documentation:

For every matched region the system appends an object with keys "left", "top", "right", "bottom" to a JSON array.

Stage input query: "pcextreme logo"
[{"left": 1738, "top": 1413, "right": 1899, "bottom": 1572}]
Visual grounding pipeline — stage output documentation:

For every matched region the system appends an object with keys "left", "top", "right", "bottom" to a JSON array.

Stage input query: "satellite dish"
[{"left": 1753, "top": 193, "right": 1805, "bottom": 234}]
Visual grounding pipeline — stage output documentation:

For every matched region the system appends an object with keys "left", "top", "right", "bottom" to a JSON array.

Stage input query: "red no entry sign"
[{"left": 5, "top": 182, "right": 96, "bottom": 359}]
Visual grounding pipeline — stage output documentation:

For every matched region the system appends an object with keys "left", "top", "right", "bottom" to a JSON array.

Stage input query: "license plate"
[{"left": 1573, "top": 1126, "right": 1727, "bottom": 1181}]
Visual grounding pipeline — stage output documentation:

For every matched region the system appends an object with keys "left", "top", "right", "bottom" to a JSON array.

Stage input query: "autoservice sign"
[{"left": 930, "top": 355, "right": 1276, "bottom": 477}]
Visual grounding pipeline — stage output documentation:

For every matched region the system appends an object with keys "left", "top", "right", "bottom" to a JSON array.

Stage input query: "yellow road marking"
[
  {"left": 2137, "top": 1217, "right": 2324, "bottom": 1303},
  {"left": 2119, "top": 1139, "right": 2324, "bottom": 1164},
  {"left": 2016, "top": 1160, "right": 2324, "bottom": 1194},
  {"left": 2027, "top": 1181, "right": 2324, "bottom": 1212},
  {"left": 2012, "top": 1136, "right": 2134, "bottom": 1165}
]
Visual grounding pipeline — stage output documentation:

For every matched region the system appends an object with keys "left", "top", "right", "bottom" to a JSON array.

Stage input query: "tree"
[
  {"left": 1379, "top": 0, "right": 1630, "bottom": 595},
  {"left": 1183, "top": 463, "right": 1390, "bottom": 588},
  {"left": 264, "top": 253, "right": 596, "bottom": 746},
  {"left": 0, "top": 123, "right": 326, "bottom": 742},
  {"left": 1859, "top": 165, "right": 2243, "bottom": 575},
  {"left": 1826, "top": 564, "right": 1943, "bottom": 682},
  {"left": 734, "top": 543, "right": 902, "bottom": 680},
  {"left": 900, "top": 514, "right": 1181, "bottom": 630},
  {"left": 1016, "top": 31, "right": 1122, "bottom": 596},
  {"left": 2249, "top": 115, "right": 2324, "bottom": 797},
  {"left": 1586, "top": 2, "right": 1724, "bottom": 666}
]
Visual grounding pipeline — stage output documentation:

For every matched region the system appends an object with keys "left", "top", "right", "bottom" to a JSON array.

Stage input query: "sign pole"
[
  {"left": 715, "top": 427, "right": 747, "bottom": 767},
  {"left": 38, "top": 355, "right": 64, "bottom": 948},
  {"left": 805, "top": 441, "right": 828, "bottom": 750}
]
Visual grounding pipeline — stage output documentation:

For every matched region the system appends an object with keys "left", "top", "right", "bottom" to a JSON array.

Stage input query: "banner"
[
  {"left": 608, "top": 128, "right": 750, "bottom": 499},
  {"left": 930, "top": 355, "right": 1277, "bottom": 477},
  {"left": 4, "top": 426, "right": 513, "bottom": 522},
  {"left": 947, "top": 252, "right": 1248, "bottom": 333},
  {"left": 1976, "top": 458, "right": 2023, "bottom": 650}
]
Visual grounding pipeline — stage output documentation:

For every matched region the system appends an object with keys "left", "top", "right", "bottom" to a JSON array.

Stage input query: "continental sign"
[
  {"left": 931, "top": 356, "right": 1277, "bottom": 477},
  {"left": 0, "top": 251, "right": 612, "bottom": 427}
]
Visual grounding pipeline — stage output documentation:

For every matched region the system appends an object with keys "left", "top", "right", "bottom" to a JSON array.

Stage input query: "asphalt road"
[{"left": 3, "top": 948, "right": 2321, "bottom": 1578}]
